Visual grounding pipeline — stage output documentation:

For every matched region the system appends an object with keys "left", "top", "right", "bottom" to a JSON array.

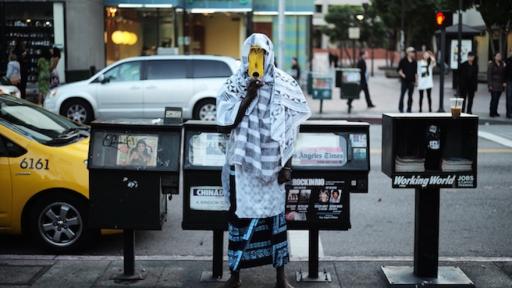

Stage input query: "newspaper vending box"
[
  {"left": 182, "top": 120, "right": 370, "bottom": 282},
  {"left": 381, "top": 113, "right": 477, "bottom": 287},
  {"left": 87, "top": 119, "right": 181, "bottom": 281}
]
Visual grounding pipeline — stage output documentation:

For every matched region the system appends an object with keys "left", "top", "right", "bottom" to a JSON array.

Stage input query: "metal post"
[
  {"left": 308, "top": 228, "right": 319, "bottom": 278},
  {"left": 413, "top": 188, "right": 440, "bottom": 278},
  {"left": 352, "top": 39, "right": 356, "bottom": 66},
  {"left": 113, "top": 229, "right": 145, "bottom": 282},
  {"left": 438, "top": 26, "right": 446, "bottom": 112},
  {"left": 457, "top": 0, "right": 463, "bottom": 96},
  {"left": 277, "top": 0, "right": 285, "bottom": 68},
  {"left": 212, "top": 230, "right": 224, "bottom": 279},
  {"left": 319, "top": 99, "right": 323, "bottom": 114},
  {"left": 296, "top": 228, "right": 331, "bottom": 282},
  {"left": 382, "top": 185, "right": 474, "bottom": 286},
  {"left": 124, "top": 229, "right": 135, "bottom": 276}
]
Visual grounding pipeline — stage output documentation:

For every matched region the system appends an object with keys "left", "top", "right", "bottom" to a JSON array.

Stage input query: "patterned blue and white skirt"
[{"left": 227, "top": 167, "right": 289, "bottom": 272}]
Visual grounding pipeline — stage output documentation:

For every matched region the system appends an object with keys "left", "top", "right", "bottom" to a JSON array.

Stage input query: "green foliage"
[{"left": 322, "top": 4, "right": 387, "bottom": 48}]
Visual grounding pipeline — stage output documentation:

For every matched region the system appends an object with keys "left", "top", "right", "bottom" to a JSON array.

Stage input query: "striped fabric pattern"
[{"left": 231, "top": 82, "right": 281, "bottom": 182}]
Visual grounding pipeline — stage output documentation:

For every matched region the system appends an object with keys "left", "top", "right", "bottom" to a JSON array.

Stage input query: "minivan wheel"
[
  {"left": 194, "top": 99, "right": 217, "bottom": 121},
  {"left": 28, "top": 193, "right": 97, "bottom": 253},
  {"left": 61, "top": 99, "right": 93, "bottom": 124}
]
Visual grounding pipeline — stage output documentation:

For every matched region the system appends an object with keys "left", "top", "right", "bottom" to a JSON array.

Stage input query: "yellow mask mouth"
[{"left": 248, "top": 46, "right": 265, "bottom": 79}]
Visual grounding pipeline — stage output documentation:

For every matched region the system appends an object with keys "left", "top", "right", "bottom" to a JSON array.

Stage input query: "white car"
[{"left": 44, "top": 55, "right": 238, "bottom": 124}]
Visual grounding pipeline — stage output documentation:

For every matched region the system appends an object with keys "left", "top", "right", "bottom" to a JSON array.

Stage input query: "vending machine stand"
[{"left": 381, "top": 187, "right": 474, "bottom": 287}]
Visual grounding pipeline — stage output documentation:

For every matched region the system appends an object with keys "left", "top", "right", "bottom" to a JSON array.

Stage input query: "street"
[{"left": 1, "top": 124, "right": 511, "bottom": 259}]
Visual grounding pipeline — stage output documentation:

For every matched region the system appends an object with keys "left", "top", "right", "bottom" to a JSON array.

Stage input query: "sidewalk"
[
  {"left": 307, "top": 59, "right": 512, "bottom": 125},
  {"left": 1, "top": 255, "right": 511, "bottom": 287}
]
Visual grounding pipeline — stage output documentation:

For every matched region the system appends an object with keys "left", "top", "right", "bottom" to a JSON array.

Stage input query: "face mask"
[{"left": 248, "top": 46, "right": 265, "bottom": 79}]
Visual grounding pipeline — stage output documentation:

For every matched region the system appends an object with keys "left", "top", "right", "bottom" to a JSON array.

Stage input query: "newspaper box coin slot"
[
  {"left": 87, "top": 119, "right": 182, "bottom": 281},
  {"left": 181, "top": 120, "right": 370, "bottom": 283},
  {"left": 381, "top": 113, "right": 477, "bottom": 287}
]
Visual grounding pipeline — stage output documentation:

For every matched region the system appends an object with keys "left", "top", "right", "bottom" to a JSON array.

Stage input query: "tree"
[
  {"left": 475, "top": 0, "right": 512, "bottom": 56},
  {"left": 323, "top": 5, "right": 387, "bottom": 66}
]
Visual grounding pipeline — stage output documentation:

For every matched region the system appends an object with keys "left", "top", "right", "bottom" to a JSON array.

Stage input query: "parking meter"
[
  {"left": 381, "top": 113, "right": 477, "bottom": 287},
  {"left": 87, "top": 119, "right": 181, "bottom": 280}
]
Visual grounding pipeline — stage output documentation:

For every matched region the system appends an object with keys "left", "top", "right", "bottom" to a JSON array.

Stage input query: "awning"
[
  {"left": 104, "top": 0, "right": 179, "bottom": 8},
  {"left": 435, "top": 24, "right": 485, "bottom": 36}
]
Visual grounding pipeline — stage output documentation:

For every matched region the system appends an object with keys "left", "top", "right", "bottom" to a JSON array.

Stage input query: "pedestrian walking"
[
  {"left": 50, "top": 47, "right": 61, "bottom": 89},
  {"left": 417, "top": 51, "right": 436, "bottom": 112},
  {"left": 37, "top": 48, "right": 52, "bottom": 105},
  {"left": 14, "top": 41, "right": 29, "bottom": 99},
  {"left": 459, "top": 51, "right": 479, "bottom": 114},
  {"left": 5, "top": 51, "right": 21, "bottom": 86},
  {"left": 216, "top": 33, "right": 311, "bottom": 288},
  {"left": 348, "top": 50, "right": 375, "bottom": 113},
  {"left": 505, "top": 50, "right": 512, "bottom": 118},
  {"left": 397, "top": 47, "right": 418, "bottom": 113},
  {"left": 488, "top": 52, "right": 506, "bottom": 117},
  {"left": 290, "top": 57, "right": 301, "bottom": 83}
]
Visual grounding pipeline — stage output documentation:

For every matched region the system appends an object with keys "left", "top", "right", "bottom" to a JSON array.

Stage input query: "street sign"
[{"left": 348, "top": 27, "right": 360, "bottom": 40}]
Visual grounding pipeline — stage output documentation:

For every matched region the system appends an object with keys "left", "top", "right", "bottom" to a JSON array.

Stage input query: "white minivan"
[{"left": 44, "top": 55, "right": 238, "bottom": 124}]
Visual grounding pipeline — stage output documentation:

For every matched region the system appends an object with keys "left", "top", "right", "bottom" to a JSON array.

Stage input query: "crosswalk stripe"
[{"left": 478, "top": 131, "right": 512, "bottom": 148}]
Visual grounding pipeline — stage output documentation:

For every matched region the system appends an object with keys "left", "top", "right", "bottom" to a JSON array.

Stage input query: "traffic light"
[{"left": 436, "top": 11, "right": 446, "bottom": 27}]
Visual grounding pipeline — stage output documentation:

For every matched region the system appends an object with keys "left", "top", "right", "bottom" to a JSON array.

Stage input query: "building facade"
[{"left": 1, "top": 0, "right": 314, "bottom": 87}]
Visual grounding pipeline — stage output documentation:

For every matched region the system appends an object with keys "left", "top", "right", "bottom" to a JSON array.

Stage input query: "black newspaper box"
[
  {"left": 382, "top": 113, "right": 478, "bottom": 189},
  {"left": 182, "top": 120, "right": 370, "bottom": 231},
  {"left": 88, "top": 119, "right": 181, "bottom": 230},
  {"left": 381, "top": 113, "right": 478, "bottom": 287}
]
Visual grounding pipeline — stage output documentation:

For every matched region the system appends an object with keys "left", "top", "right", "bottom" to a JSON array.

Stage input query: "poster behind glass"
[
  {"left": 186, "top": 132, "right": 227, "bottom": 168},
  {"left": 89, "top": 130, "right": 180, "bottom": 171}
]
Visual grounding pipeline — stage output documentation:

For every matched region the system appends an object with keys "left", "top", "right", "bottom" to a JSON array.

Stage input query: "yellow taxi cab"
[{"left": 0, "top": 95, "right": 97, "bottom": 252}]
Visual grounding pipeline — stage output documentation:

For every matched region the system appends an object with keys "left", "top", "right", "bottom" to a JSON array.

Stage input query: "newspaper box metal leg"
[
  {"left": 381, "top": 188, "right": 474, "bottom": 287},
  {"left": 296, "top": 229, "right": 332, "bottom": 283},
  {"left": 112, "top": 229, "right": 147, "bottom": 282},
  {"left": 200, "top": 230, "right": 230, "bottom": 282}
]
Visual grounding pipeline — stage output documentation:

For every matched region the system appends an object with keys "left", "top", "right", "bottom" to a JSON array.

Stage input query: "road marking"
[
  {"left": 288, "top": 230, "right": 325, "bottom": 258},
  {"left": 478, "top": 131, "right": 512, "bottom": 148},
  {"left": 1, "top": 255, "right": 511, "bottom": 262}
]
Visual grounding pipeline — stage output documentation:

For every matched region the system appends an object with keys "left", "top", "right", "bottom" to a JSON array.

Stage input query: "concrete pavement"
[
  {"left": 307, "top": 60, "right": 512, "bottom": 124},
  {"left": 1, "top": 255, "right": 512, "bottom": 287}
]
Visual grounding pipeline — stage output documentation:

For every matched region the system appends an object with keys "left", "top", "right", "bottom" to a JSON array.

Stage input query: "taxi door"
[{"left": 0, "top": 136, "right": 12, "bottom": 227}]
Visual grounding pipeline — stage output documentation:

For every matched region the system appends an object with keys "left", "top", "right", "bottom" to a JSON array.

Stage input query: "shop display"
[{"left": 3, "top": 19, "right": 55, "bottom": 84}]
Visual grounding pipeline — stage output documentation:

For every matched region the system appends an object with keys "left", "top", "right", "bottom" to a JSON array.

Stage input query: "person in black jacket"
[
  {"left": 459, "top": 51, "right": 479, "bottom": 114},
  {"left": 397, "top": 47, "right": 418, "bottom": 113},
  {"left": 348, "top": 50, "right": 375, "bottom": 113},
  {"left": 505, "top": 50, "right": 512, "bottom": 118}
]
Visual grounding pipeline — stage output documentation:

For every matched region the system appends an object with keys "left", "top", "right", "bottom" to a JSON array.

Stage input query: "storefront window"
[
  {"left": 105, "top": 7, "right": 177, "bottom": 64},
  {"left": 1, "top": 2, "right": 65, "bottom": 85}
]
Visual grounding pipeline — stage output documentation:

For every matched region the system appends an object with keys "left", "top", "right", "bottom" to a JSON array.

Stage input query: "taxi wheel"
[
  {"left": 194, "top": 99, "right": 217, "bottom": 121},
  {"left": 28, "top": 193, "right": 98, "bottom": 253}
]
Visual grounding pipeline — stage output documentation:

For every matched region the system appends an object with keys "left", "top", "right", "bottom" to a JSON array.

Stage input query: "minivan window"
[
  {"left": 146, "top": 60, "right": 187, "bottom": 80},
  {"left": 192, "top": 60, "right": 232, "bottom": 78},
  {"left": 104, "top": 61, "right": 141, "bottom": 82}
]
